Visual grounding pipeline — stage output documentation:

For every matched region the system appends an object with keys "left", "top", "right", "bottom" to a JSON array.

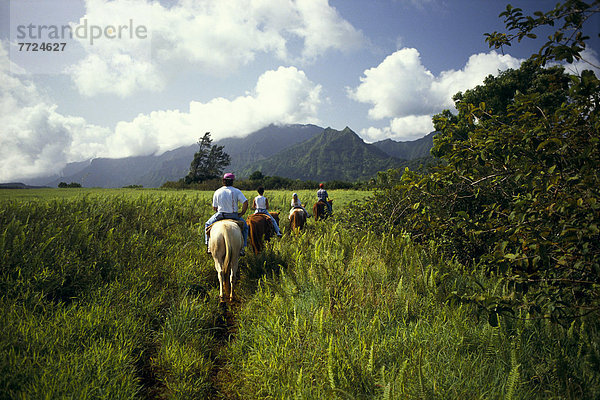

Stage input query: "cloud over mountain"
[
  {"left": 0, "top": 40, "right": 322, "bottom": 182},
  {"left": 108, "top": 66, "right": 322, "bottom": 157}
]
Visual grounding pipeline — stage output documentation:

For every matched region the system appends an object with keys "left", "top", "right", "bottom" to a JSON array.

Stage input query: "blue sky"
[{"left": 1, "top": 0, "right": 598, "bottom": 182}]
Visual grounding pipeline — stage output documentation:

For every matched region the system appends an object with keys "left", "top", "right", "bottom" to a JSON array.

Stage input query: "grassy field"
[
  {"left": 0, "top": 188, "right": 366, "bottom": 211},
  {"left": 1, "top": 189, "right": 598, "bottom": 399}
]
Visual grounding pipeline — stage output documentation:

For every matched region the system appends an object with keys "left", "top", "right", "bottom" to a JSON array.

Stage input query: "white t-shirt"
[
  {"left": 213, "top": 186, "right": 247, "bottom": 213},
  {"left": 254, "top": 195, "right": 267, "bottom": 210},
  {"left": 291, "top": 197, "right": 302, "bottom": 208}
]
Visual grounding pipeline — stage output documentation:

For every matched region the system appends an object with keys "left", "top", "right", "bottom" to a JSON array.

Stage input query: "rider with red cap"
[{"left": 205, "top": 172, "right": 249, "bottom": 255}]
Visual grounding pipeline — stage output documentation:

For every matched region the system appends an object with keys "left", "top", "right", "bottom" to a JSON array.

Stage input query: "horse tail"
[
  {"left": 222, "top": 229, "right": 232, "bottom": 275},
  {"left": 290, "top": 211, "right": 297, "bottom": 230},
  {"left": 247, "top": 218, "right": 256, "bottom": 254},
  {"left": 247, "top": 215, "right": 263, "bottom": 254},
  {"left": 291, "top": 210, "right": 304, "bottom": 230},
  {"left": 222, "top": 222, "right": 240, "bottom": 274},
  {"left": 223, "top": 240, "right": 232, "bottom": 274}
]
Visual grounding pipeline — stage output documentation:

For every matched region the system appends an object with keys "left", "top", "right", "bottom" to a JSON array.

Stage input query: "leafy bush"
[{"left": 348, "top": 59, "right": 599, "bottom": 321}]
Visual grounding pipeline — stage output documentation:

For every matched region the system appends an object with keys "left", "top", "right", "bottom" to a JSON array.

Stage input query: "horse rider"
[
  {"left": 289, "top": 192, "right": 309, "bottom": 219},
  {"left": 205, "top": 172, "right": 249, "bottom": 255},
  {"left": 252, "top": 186, "right": 282, "bottom": 237},
  {"left": 317, "top": 183, "right": 333, "bottom": 215}
]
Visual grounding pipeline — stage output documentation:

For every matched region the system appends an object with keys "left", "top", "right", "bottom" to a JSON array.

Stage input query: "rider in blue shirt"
[{"left": 317, "top": 183, "right": 332, "bottom": 215}]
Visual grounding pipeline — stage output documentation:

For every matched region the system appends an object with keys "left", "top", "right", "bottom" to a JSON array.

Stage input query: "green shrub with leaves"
[{"left": 348, "top": 46, "right": 599, "bottom": 321}]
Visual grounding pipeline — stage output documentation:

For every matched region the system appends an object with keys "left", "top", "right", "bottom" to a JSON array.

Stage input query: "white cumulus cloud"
[
  {"left": 360, "top": 116, "right": 434, "bottom": 143},
  {"left": 67, "top": 0, "right": 363, "bottom": 97},
  {"left": 0, "top": 42, "right": 112, "bottom": 182},
  {"left": 349, "top": 48, "right": 523, "bottom": 141},
  {"left": 108, "top": 66, "right": 322, "bottom": 157},
  {"left": 560, "top": 48, "right": 600, "bottom": 77},
  {"left": 1, "top": 35, "right": 322, "bottom": 181}
]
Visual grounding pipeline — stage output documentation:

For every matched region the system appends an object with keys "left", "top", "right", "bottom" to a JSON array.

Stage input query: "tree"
[
  {"left": 485, "top": 1, "right": 600, "bottom": 68},
  {"left": 432, "top": 61, "right": 598, "bottom": 321},
  {"left": 347, "top": 2, "right": 599, "bottom": 322},
  {"left": 249, "top": 171, "right": 265, "bottom": 181},
  {"left": 58, "top": 182, "right": 82, "bottom": 188},
  {"left": 185, "top": 132, "right": 231, "bottom": 184}
]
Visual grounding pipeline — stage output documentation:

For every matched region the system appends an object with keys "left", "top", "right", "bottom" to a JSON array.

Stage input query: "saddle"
[{"left": 205, "top": 219, "right": 245, "bottom": 235}]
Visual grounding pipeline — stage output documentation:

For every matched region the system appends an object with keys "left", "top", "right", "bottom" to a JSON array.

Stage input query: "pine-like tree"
[{"left": 185, "top": 132, "right": 231, "bottom": 184}]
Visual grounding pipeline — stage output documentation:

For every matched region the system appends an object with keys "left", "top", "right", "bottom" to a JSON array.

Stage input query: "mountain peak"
[
  {"left": 243, "top": 126, "right": 407, "bottom": 182},
  {"left": 23, "top": 124, "right": 434, "bottom": 187}
]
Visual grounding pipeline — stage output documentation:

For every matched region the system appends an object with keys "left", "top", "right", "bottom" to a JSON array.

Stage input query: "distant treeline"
[
  {"left": 161, "top": 174, "right": 367, "bottom": 191},
  {"left": 58, "top": 182, "right": 82, "bottom": 188}
]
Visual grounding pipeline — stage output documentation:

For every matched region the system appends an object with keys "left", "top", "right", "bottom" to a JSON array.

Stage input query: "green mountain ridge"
[
  {"left": 18, "top": 124, "right": 434, "bottom": 187},
  {"left": 242, "top": 127, "right": 413, "bottom": 181},
  {"left": 372, "top": 131, "right": 437, "bottom": 160}
]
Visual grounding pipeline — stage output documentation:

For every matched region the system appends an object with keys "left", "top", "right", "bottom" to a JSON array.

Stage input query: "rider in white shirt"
[
  {"left": 289, "top": 192, "right": 309, "bottom": 219},
  {"left": 252, "top": 186, "right": 282, "bottom": 237},
  {"left": 205, "top": 173, "right": 249, "bottom": 255}
]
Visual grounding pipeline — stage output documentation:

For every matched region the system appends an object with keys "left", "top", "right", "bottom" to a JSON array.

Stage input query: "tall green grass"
[
  {"left": 1, "top": 190, "right": 598, "bottom": 399},
  {"left": 0, "top": 193, "right": 222, "bottom": 399},
  {"left": 221, "top": 224, "right": 600, "bottom": 399}
]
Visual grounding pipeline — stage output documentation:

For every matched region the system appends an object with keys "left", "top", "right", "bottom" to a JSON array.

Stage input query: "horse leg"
[
  {"left": 222, "top": 269, "right": 232, "bottom": 302},
  {"left": 229, "top": 270, "right": 235, "bottom": 302},
  {"left": 229, "top": 261, "right": 239, "bottom": 302},
  {"left": 215, "top": 264, "right": 226, "bottom": 303}
]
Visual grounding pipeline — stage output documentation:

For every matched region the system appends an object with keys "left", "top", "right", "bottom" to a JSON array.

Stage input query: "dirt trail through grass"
[{"left": 207, "top": 304, "right": 239, "bottom": 400}]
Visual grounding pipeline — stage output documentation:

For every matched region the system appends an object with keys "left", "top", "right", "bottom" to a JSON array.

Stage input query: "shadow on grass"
[{"left": 238, "top": 250, "right": 289, "bottom": 299}]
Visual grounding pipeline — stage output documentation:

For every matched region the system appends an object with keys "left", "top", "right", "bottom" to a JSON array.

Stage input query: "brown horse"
[
  {"left": 313, "top": 199, "right": 333, "bottom": 221},
  {"left": 208, "top": 220, "right": 243, "bottom": 303},
  {"left": 246, "top": 212, "right": 280, "bottom": 254},
  {"left": 289, "top": 208, "right": 306, "bottom": 231}
]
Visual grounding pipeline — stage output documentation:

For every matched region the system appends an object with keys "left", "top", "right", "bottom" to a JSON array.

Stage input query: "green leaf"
[{"left": 536, "top": 138, "right": 561, "bottom": 151}]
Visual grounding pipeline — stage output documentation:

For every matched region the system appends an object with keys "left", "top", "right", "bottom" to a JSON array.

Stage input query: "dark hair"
[
  {"left": 257, "top": 186, "right": 265, "bottom": 195},
  {"left": 223, "top": 178, "right": 234, "bottom": 186}
]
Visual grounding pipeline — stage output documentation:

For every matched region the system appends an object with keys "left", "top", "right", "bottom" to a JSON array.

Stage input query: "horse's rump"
[
  {"left": 209, "top": 220, "right": 243, "bottom": 302},
  {"left": 290, "top": 208, "right": 306, "bottom": 231},
  {"left": 247, "top": 213, "right": 275, "bottom": 254},
  {"left": 313, "top": 199, "right": 332, "bottom": 221},
  {"left": 206, "top": 218, "right": 245, "bottom": 236}
]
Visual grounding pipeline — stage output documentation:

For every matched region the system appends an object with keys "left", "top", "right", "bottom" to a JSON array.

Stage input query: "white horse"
[{"left": 208, "top": 220, "right": 243, "bottom": 303}]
